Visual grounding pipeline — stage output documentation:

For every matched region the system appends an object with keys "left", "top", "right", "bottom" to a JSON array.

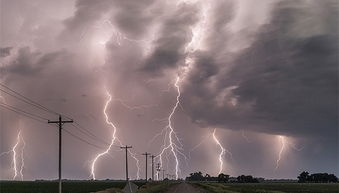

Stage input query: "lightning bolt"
[
  {"left": 274, "top": 135, "right": 303, "bottom": 170},
  {"left": 275, "top": 136, "right": 286, "bottom": 170},
  {"left": 19, "top": 134, "right": 25, "bottom": 181},
  {"left": 152, "top": 0, "right": 211, "bottom": 179},
  {"left": 156, "top": 77, "right": 185, "bottom": 180},
  {"left": 212, "top": 129, "right": 226, "bottom": 174},
  {"left": 90, "top": 90, "right": 141, "bottom": 180},
  {"left": 0, "top": 130, "right": 25, "bottom": 180}
]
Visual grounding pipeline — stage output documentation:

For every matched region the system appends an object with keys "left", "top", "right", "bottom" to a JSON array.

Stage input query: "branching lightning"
[
  {"left": 151, "top": 0, "right": 211, "bottom": 179},
  {"left": 156, "top": 77, "right": 186, "bottom": 180},
  {"left": 212, "top": 129, "right": 227, "bottom": 174},
  {"left": 0, "top": 130, "right": 25, "bottom": 180},
  {"left": 90, "top": 90, "right": 141, "bottom": 180},
  {"left": 275, "top": 135, "right": 303, "bottom": 170},
  {"left": 275, "top": 136, "right": 286, "bottom": 170}
]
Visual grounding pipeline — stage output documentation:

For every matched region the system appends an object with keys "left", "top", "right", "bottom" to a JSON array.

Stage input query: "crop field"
[
  {"left": 0, "top": 181, "right": 146, "bottom": 193},
  {"left": 192, "top": 182, "right": 339, "bottom": 193}
]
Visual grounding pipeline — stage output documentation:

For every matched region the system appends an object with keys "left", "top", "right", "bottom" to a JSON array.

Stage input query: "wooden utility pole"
[
  {"left": 120, "top": 145, "right": 132, "bottom": 181},
  {"left": 48, "top": 115, "right": 73, "bottom": 193},
  {"left": 142, "top": 152, "right": 150, "bottom": 181},
  {"left": 149, "top": 155, "right": 155, "bottom": 181}
]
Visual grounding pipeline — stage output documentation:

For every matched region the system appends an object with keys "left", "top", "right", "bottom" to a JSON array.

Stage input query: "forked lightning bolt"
[
  {"left": 0, "top": 130, "right": 25, "bottom": 180},
  {"left": 212, "top": 129, "right": 226, "bottom": 174},
  {"left": 156, "top": 77, "right": 185, "bottom": 180},
  {"left": 90, "top": 90, "right": 140, "bottom": 180},
  {"left": 275, "top": 135, "right": 303, "bottom": 170},
  {"left": 153, "top": 0, "right": 211, "bottom": 179},
  {"left": 275, "top": 136, "right": 286, "bottom": 170}
]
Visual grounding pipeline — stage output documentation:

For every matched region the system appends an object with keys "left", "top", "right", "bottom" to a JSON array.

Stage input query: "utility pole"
[
  {"left": 120, "top": 145, "right": 132, "bottom": 181},
  {"left": 149, "top": 155, "right": 155, "bottom": 181},
  {"left": 156, "top": 163, "right": 160, "bottom": 181},
  {"left": 48, "top": 115, "right": 73, "bottom": 193},
  {"left": 162, "top": 169, "right": 165, "bottom": 180},
  {"left": 141, "top": 152, "right": 150, "bottom": 181}
]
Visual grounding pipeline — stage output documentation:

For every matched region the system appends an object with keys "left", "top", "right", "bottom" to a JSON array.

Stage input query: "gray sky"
[{"left": 0, "top": 0, "right": 338, "bottom": 180}]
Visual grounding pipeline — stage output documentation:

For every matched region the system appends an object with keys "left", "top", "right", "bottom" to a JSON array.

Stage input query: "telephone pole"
[
  {"left": 120, "top": 145, "right": 132, "bottom": 181},
  {"left": 156, "top": 163, "right": 160, "bottom": 181},
  {"left": 142, "top": 152, "right": 150, "bottom": 181},
  {"left": 48, "top": 115, "right": 73, "bottom": 193},
  {"left": 149, "top": 155, "right": 155, "bottom": 181}
]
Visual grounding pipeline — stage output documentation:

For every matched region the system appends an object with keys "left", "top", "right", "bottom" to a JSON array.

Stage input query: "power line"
[
  {"left": 0, "top": 88, "right": 53, "bottom": 118},
  {"left": 71, "top": 122, "right": 110, "bottom": 146},
  {"left": 0, "top": 102, "right": 48, "bottom": 123},
  {"left": 63, "top": 129, "right": 106, "bottom": 150},
  {"left": 0, "top": 83, "right": 72, "bottom": 120}
]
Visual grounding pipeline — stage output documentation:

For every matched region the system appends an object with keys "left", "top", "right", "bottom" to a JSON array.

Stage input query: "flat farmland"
[
  {"left": 0, "top": 181, "right": 146, "bottom": 193},
  {"left": 192, "top": 182, "right": 339, "bottom": 193}
]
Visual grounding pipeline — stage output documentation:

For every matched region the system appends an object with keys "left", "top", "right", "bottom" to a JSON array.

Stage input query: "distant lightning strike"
[
  {"left": 212, "top": 129, "right": 226, "bottom": 174},
  {"left": 0, "top": 130, "right": 25, "bottom": 180},
  {"left": 275, "top": 135, "right": 303, "bottom": 170},
  {"left": 275, "top": 136, "right": 286, "bottom": 170},
  {"left": 153, "top": 0, "right": 210, "bottom": 179},
  {"left": 90, "top": 90, "right": 141, "bottom": 180},
  {"left": 156, "top": 77, "right": 185, "bottom": 180}
]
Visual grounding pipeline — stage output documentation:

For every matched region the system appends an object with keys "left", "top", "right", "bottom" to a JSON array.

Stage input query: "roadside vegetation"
[
  {"left": 191, "top": 182, "right": 339, "bottom": 193},
  {"left": 0, "top": 181, "right": 145, "bottom": 193},
  {"left": 137, "top": 181, "right": 179, "bottom": 193}
]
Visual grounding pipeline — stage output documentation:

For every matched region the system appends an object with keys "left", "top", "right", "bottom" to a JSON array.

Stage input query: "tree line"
[
  {"left": 185, "top": 171, "right": 338, "bottom": 183},
  {"left": 185, "top": 172, "right": 260, "bottom": 183},
  {"left": 297, "top": 171, "right": 338, "bottom": 183}
]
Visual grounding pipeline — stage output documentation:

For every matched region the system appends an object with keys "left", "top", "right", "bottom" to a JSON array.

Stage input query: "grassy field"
[
  {"left": 0, "top": 181, "right": 146, "bottom": 193},
  {"left": 192, "top": 182, "right": 339, "bottom": 193}
]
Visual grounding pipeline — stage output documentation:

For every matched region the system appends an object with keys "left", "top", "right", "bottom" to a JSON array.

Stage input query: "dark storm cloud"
[
  {"left": 110, "top": 0, "right": 156, "bottom": 38},
  {"left": 142, "top": 4, "right": 199, "bottom": 74},
  {"left": 0, "top": 47, "right": 12, "bottom": 57},
  {"left": 182, "top": 0, "right": 338, "bottom": 138},
  {"left": 60, "top": 0, "right": 113, "bottom": 41},
  {"left": 0, "top": 47, "right": 68, "bottom": 77}
]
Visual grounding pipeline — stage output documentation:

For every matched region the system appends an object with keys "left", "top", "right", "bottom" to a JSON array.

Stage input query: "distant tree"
[
  {"left": 204, "top": 174, "right": 211, "bottom": 181},
  {"left": 186, "top": 171, "right": 204, "bottom": 181},
  {"left": 237, "top": 175, "right": 259, "bottom": 183},
  {"left": 217, "top": 173, "right": 229, "bottom": 183},
  {"left": 298, "top": 171, "right": 338, "bottom": 183},
  {"left": 298, "top": 171, "right": 310, "bottom": 183}
]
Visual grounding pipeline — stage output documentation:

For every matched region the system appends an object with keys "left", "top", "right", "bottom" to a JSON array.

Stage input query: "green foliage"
[
  {"left": 0, "top": 181, "right": 146, "bottom": 193},
  {"left": 191, "top": 182, "right": 339, "bottom": 193}
]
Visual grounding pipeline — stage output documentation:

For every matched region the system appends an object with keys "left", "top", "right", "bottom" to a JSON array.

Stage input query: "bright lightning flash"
[
  {"left": 212, "top": 129, "right": 226, "bottom": 174},
  {"left": 0, "top": 130, "right": 25, "bottom": 180},
  {"left": 275, "top": 135, "right": 303, "bottom": 170},
  {"left": 90, "top": 90, "right": 141, "bottom": 180},
  {"left": 156, "top": 77, "right": 186, "bottom": 180},
  {"left": 275, "top": 136, "right": 286, "bottom": 170}
]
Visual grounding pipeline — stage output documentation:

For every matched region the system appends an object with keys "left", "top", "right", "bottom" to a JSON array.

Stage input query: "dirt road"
[{"left": 163, "top": 183, "right": 208, "bottom": 193}]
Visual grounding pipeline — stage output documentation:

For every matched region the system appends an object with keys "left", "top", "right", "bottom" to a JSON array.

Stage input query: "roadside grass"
[
  {"left": 137, "top": 181, "right": 179, "bottom": 193},
  {"left": 191, "top": 182, "right": 239, "bottom": 193},
  {"left": 190, "top": 182, "right": 339, "bottom": 193},
  {"left": 0, "top": 181, "right": 146, "bottom": 193}
]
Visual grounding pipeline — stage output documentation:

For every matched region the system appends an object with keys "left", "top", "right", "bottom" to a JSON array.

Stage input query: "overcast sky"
[{"left": 0, "top": 0, "right": 338, "bottom": 180}]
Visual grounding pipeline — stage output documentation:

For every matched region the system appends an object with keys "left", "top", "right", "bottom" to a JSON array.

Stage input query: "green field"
[
  {"left": 0, "top": 181, "right": 146, "bottom": 193},
  {"left": 192, "top": 182, "right": 339, "bottom": 193}
]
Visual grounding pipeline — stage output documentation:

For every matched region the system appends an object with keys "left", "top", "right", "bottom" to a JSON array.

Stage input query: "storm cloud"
[{"left": 0, "top": 0, "right": 337, "bottom": 180}]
